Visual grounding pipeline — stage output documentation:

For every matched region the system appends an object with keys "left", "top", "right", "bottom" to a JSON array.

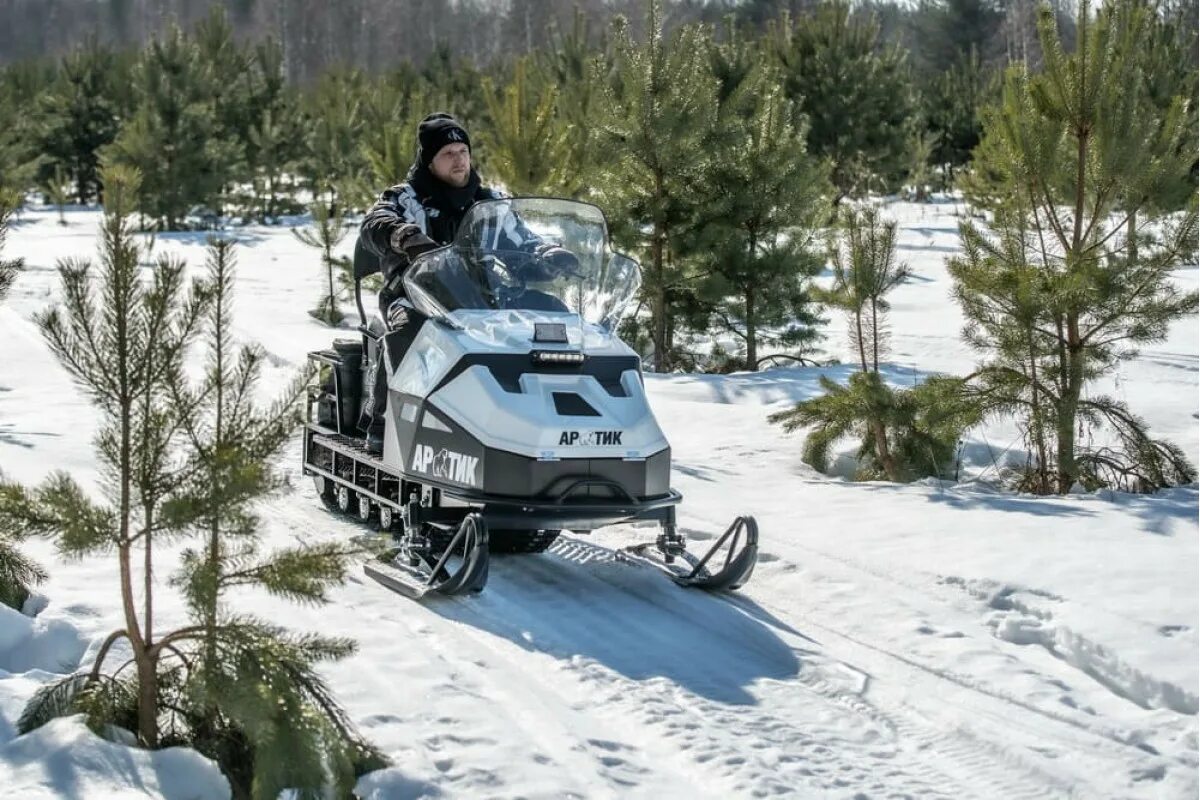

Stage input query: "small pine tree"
[
  {"left": 0, "top": 165, "right": 210, "bottom": 745},
  {"left": 35, "top": 39, "right": 123, "bottom": 204},
  {"left": 950, "top": 0, "right": 1198, "bottom": 493},
  {"left": 906, "top": 129, "right": 939, "bottom": 201},
  {"left": 826, "top": 206, "right": 911, "bottom": 375},
  {"left": 302, "top": 70, "right": 368, "bottom": 215},
  {"left": 770, "top": 2, "right": 917, "bottom": 202},
  {"left": 2, "top": 189, "right": 382, "bottom": 795},
  {"left": 594, "top": 0, "right": 718, "bottom": 371},
  {"left": 481, "top": 58, "right": 575, "bottom": 195},
  {"left": 242, "top": 39, "right": 306, "bottom": 221},
  {"left": 769, "top": 205, "right": 974, "bottom": 482},
  {"left": 534, "top": 9, "right": 605, "bottom": 198},
  {"left": 922, "top": 52, "right": 993, "bottom": 183},
  {"left": 41, "top": 164, "right": 70, "bottom": 226},
  {"left": 161, "top": 238, "right": 382, "bottom": 798},
  {"left": 0, "top": 67, "right": 43, "bottom": 197},
  {"left": 694, "top": 40, "right": 831, "bottom": 371},
  {"left": 293, "top": 202, "right": 350, "bottom": 326},
  {"left": 103, "top": 26, "right": 239, "bottom": 229},
  {"left": 0, "top": 191, "right": 46, "bottom": 610}
]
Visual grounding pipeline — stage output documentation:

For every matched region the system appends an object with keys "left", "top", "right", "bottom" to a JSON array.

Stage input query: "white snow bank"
[
  {"left": 0, "top": 602, "right": 87, "bottom": 674},
  {"left": 0, "top": 715, "right": 229, "bottom": 800}
]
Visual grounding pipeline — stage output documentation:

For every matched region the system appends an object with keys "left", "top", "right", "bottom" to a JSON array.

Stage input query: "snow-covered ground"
[{"left": 0, "top": 199, "right": 1196, "bottom": 799}]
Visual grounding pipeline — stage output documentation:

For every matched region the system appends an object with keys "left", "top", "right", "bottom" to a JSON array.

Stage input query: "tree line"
[{"left": 0, "top": 0, "right": 1195, "bottom": 483}]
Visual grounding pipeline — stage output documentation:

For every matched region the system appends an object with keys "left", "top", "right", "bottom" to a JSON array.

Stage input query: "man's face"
[{"left": 430, "top": 143, "right": 471, "bottom": 188}]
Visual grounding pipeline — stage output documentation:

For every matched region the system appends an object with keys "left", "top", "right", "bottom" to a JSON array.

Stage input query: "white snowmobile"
[{"left": 302, "top": 198, "right": 758, "bottom": 599}]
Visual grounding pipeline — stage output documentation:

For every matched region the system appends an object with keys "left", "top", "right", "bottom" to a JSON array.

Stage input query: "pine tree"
[
  {"left": 909, "top": 0, "right": 1005, "bottom": 75},
  {"left": 770, "top": 2, "right": 917, "bottom": 202},
  {"left": 161, "top": 238, "right": 381, "bottom": 799},
  {"left": 302, "top": 69, "right": 368, "bottom": 215},
  {"left": 0, "top": 190, "right": 46, "bottom": 610},
  {"left": 0, "top": 165, "right": 210, "bottom": 745},
  {"left": 481, "top": 58, "right": 575, "bottom": 196},
  {"left": 244, "top": 39, "right": 306, "bottom": 221},
  {"left": 40, "top": 164, "right": 70, "bottom": 226},
  {"left": 0, "top": 63, "right": 50, "bottom": 196},
  {"left": 769, "top": 206, "right": 974, "bottom": 482},
  {"left": 34, "top": 40, "right": 123, "bottom": 204},
  {"left": 594, "top": 0, "right": 718, "bottom": 371},
  {"left": 534, "top": 9, "right": 606, "bottom": 198},
  {"left": 950, "top": 0, "right": 1198, "bottom": 493},
  {"left": 1, "top": 183, "right": 382, "bottom": 795},
  {"left": 921, "top": 52, "right": 993, "bottom": 181},
  {"left": 694, "top": 35, "right": 831, "bottom": 371},
  {"left": 293, "top": 202, "right": 351, "bottom": 326},
  {"left": 103, "top": 26, "right": 239, "bottom": 229}
]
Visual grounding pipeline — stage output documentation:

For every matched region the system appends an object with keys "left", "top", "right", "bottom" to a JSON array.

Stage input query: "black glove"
[
  {"left": 389, "top": 223, "right": 439, "bottom": 262},
  {"left": 533, "top": 243, "right": 581, "bottom": 274}
]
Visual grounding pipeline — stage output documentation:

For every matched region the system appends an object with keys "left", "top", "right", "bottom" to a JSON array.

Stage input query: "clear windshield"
[{"left": 403, "top": 198, "right": 640, "bottom": 330}]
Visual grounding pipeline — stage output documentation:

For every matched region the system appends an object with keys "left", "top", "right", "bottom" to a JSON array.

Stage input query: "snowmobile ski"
[
  {"left": 619, "top": 516, "right": 759, "bottom": 592},
  {"left": 363, "top": 513, "right": 490, "bottom": 599}
]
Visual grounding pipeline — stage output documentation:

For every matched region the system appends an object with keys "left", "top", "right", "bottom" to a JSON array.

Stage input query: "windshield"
[{"left": 403, "top": 198, "right": 640, "bottom": 330}]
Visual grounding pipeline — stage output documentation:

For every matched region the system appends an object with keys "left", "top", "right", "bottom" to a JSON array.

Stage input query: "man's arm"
[{"left": 359, "top": 186, "right": 438, "bottom": 285}]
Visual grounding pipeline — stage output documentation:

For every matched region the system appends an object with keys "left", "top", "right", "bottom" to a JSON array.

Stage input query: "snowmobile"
[{"left": 301, "top": 197, "right": 758, "bottom": 599}]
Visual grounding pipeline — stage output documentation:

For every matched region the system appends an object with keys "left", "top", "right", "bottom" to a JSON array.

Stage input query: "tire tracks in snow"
[
  {"left": 264, "top": 485, "right": 1154, "bottom": 797},
  {"left": 434, "top": 538, "right": 1047, "bottom": 799}
]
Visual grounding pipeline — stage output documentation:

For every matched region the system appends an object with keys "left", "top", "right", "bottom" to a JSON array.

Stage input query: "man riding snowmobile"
[{"left": 356, "top": 112, "right": 578, "bottom": 453}]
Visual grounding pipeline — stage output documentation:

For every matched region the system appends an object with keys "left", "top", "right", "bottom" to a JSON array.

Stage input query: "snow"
[
  {"left": 0, "top": 199, "right": 1196, "bottom": 798},
  {"left": 0, "top": 715, "right": 229, "bottom": 800}
]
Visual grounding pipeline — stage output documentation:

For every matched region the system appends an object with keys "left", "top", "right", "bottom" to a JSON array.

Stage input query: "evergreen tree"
[
  {"left": 594, "top": 0, "right": 717, "bottom": 371},
  {"left": 0, "top": 191, "right": 46, "bottom": 610},
  {"left": 349, "top": 80, "right": 419, "bottom": 212},
  {"left": 909, "top": 0, "right": 1005, "bottom": 75},
  {"left": 950, "top": 0, "right": 1198, "bottom": 493},
  {"left": 769, "top": 206, "right": 975, "bottom": 483},
  {"left": 243, "top": 39, "right": 306, "bottom": 221},
  {"left": 826, "top": 207, "right": 911, "bottom": 375},
  {"left": 770, "top": 2, "right": 917, "bottom": 201},
  {"left": 0, "top": 62, "right": 51, "bottom": 196},
  {"left": 481, "top": 58, "right": 575, "bottom": 195},
  {"left": 0, "top": 165, "right": 210, "bottom": 745},
  {"left": 920, "top": 52, "right": 993, "bottom": 180},
  {"left": 40, "top": 164, "right": 70, "bottom": 225},
  {"left": 34, "top": 40, "right": 123, "bottom": 204},
  {"left": 694, "top": 35, "right": 831, "bottom": 371},
  {"left": 1, "top": 178, "right": 381, "bottom": 795},
  {"left": 104, "top": 26, "right": 239, "bottom": 229},
  {"left": 534, "top": 9, "right": 606, "bottom": 198},
  {"left": 161, "top": 238, "right": 380, "bottom": 798},
  {"left": 302, "top": 69, "right": 368, "bottom": 214},
  {"left": 293, "top": 203, "right": 351, "bottom": 326}
]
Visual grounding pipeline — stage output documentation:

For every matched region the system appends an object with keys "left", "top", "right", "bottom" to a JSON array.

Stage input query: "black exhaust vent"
[{"left": 552, "top": 392, "right": 601, "bottom": 417}]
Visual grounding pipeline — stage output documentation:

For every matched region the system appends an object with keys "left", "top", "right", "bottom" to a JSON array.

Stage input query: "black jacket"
[{"left": 358, "top": 165, "right": 507, "bottom": 286}]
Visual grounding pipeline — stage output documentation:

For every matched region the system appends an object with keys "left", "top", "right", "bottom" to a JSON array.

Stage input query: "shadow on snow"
[{"left": 420, "top": 535, "right": 804, "bottom": 706}]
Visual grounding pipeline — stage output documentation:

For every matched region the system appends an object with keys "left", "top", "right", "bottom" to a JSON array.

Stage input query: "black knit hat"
[{"left": 417, "top": 112, "right": 471, "bottom": 166}]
